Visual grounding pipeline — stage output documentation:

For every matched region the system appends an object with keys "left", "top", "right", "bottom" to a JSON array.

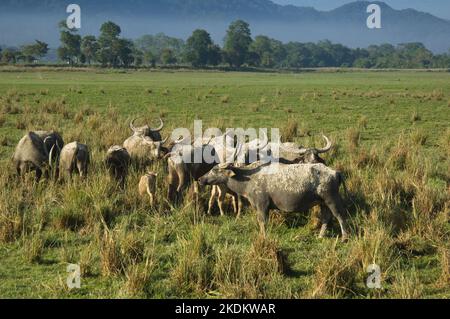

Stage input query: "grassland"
[{"left": 0, "top": 68, "right": 448, "bottom": 299}]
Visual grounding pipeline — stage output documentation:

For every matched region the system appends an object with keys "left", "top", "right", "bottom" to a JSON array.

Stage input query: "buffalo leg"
[
  {"left": 217, "top": 186, "right": 227, "bottom": 216},
  {"left": 35, "top": 168, "right": 42, "bottom": 182},
  {"left": 193, "top": 181, "right": 200, "bottom": 210},
  {"left": 149, "top": 193, "right": 154, "bottom": 206},
  {"left": 324, "top": 195, "right": 349, "bottom": 241},
  {"left": 318, "top": 205, "right": 332, "bottom": 239},
  {"left": 207, "top": 186, "right": 218, "bottom": 215},
  {"left": 231, "top": 194, "right": 238, "bottom": 215},
  {"left": 255, "top": 198, "right": 270, "bottom": 238},
  {"left": 16, "top": 164, "right": 22, "bottom": 178},
  {"left": 236, "top": 196, "right": 243, "bottom": 219}
]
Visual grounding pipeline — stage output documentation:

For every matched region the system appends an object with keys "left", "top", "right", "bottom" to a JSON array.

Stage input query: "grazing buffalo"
[
  {"left": 166, "top": 140, "right": 220, "bottom": 204},
  {"left": 205, "top": 132, "right": 268, "bottom": 217},
  {"left": 35, "top": 130, "right": 64, "bottom": 177},
  {"left": 105, "top": 145, "right": 131, "bottom": 188},
  {"left": 124, "top": 118, "right": 167, "bottom": 165},
  {"left": 34, "top": 130, "right": 64, "bottom": 162},
  {"left": 124, "top": 135, "right": 167, "bottom": 165},
  {"left": 199, "top": 163, "right": 349, "bottom": 241},
  {"left": 59, "top": 142, "right": 90, "bottom": 179},
  {"left": 13, "top": 132, "right": 55, "bottom": 181},
  {"left": 275, "top": 135, "right": 332, "bottom": 164}
]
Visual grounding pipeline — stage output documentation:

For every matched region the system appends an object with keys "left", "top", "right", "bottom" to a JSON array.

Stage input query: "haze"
[{"left": 273, "top": 0, "right": 450, "bottom": 19}]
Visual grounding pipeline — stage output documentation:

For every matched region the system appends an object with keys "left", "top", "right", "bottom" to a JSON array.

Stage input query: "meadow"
[{"left": 0, "top": 68, "right": 448, "bottom": 298}]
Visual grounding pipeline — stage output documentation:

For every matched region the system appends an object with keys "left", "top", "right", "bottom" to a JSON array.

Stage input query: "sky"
[{"left": 272, "top": 0, "right": 450, "bottom": 19}]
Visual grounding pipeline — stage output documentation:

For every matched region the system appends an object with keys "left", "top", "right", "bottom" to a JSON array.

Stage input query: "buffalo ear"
[
  {"left": 225, "top": 170, "right": 236, "bottom": 178},
  {"left": 218, "top": 163, "right": 231, "bottom": 169}
]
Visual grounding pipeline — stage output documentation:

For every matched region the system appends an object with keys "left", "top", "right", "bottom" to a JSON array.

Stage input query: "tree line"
[{"left": 1, "top": 20, "right": 449, "bottom": 69}]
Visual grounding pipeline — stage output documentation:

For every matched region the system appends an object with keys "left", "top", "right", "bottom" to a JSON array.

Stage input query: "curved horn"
[
  {"left": 163, "top": 152, "right": 176, "bottom": 159},
  {"left": 316, "top": 135, "right": 332, "bottom": 154},
  {"left": 151, "top": 118, "right": 164, "bottom": 132},
  {"left": 48, "top": 144, "right": 55, "bottom": 168},
  {"left": 173, "top": 136, "right": 185, "bottom": 144},
  {"left": 230, "top": 143, "right": 243, "bottom": 163},
  {"left": 56, "top": 139, "right": 62, "bottom": 151},
  {"left": 130, "top": 118, "right": 138, "bottom": 133},
  {"left": 43, "top": 136, "right": 51, "bottom": 155}
]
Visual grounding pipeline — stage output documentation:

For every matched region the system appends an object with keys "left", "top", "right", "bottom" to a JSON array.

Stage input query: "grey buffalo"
[
  {"left": 59, "top": 142, "right": 90, "bottom": 180},
  {"left": 34, "top": 130, "right": 64, "bottom": 175},
  {"left": 275, "top": 135, "right": 332, "bottom": 164},
  {"left": 166, "top": 140, "right": 220, "bottom": 204},
  {"left": 105, "top": 145, "right": 131, "bottom": 188},
  {"left": 199, "top": 163, "right": 349, "bottom": 241},
  {"left": 13, "top": 132, "right": 56, "bottom": 181},
  {"left": 124, "top": 118, "right": 167, "bottom": 165}
]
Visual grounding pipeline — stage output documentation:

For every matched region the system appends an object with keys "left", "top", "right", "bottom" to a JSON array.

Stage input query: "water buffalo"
[
  {"left": 123, "top": 135, "right": 167, "bottom": 165},
  {"left": 13, "top": 132, "right": 55, "bottom": 181},
  {"left": 205, "top": 131, "right": 269, "bottom": 217},
  {"left": 166, "top": 140, "right": 220, "bottom": 204},
  {"left": 105, "top": 145, "right": 131, "bottom": 187},
  {"left": 34, "top": 130, "right": 64, "bottom": 176},
  {"left": 59, "top": 142, "right": 90, "bottom": 180},
  {"left": 139, "top": 172, "right": 158, "bottom": 206},
  {"left": 124, "top": 118, "right": 168, "bottom": 165},
  {"left": 199, "top": 163, "right": 349, "bottom": 241},
  {"left": 275, "top": 135, "right": 332, "bottom": 164}
]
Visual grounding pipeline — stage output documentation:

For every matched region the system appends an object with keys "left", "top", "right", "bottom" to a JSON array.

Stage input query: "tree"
[
  {"left": 81, "top": 36, "right": 99, "bottom": 64},
  {"left": 249, "top": 35, "right": 285, "bottom": 68},
  {"left": 116, "top": 39, "right": 134, "bottom": 67},
  {"left": 207, "top": 44, "right": 222, "bottom": 66},
  {"left": 133, "top": 47, "right": 144, "bottom": 67},
  {"left": 161, "top": 48, "right": 177, "bottom": 65},
  {"left": 283, "top": 42, "right": 311, "bottom": 68},
  {"left": 185, "top": 29, "right": 214, "bottom": 67},
  {"left": 223, "top": 20, "right": 252, "bottom": 67},
  {"left": 97, "top": 21, "right": 122, "bottom": 67},
  {"left": 143, "top": 50, "right": 157, "bottom": 67},
  {"left": 1, "top": 48, "right": 19, "bottom": 64},
  {"left": 21, "top": 40, "right": 48, "bottom": 63},
  {"left": 96, "top": 21, "right": 134, "bottom": 67},
  {"left": 135, "top": 33, "right": 185, "bottom": 65},
  {"left": 58, "top": 21, "right": 81, "bottom": 65}
]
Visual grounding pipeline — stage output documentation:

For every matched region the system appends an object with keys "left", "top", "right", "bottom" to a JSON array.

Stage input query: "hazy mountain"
[
  {"left": 0, "top": 0, "right": 449, "bottom": 52},
  {"left": 273, "top": 0, "right": 450, "bottom": 20}
]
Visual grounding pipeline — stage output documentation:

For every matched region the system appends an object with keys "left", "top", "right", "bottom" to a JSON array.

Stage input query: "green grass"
[{"left": 0, "top": 68, "right": 449, "bottom": 298}]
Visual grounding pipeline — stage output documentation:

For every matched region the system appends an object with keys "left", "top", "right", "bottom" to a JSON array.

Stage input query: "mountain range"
[{"left": 0, "top": 0, "right": 449, "bottom": 53}]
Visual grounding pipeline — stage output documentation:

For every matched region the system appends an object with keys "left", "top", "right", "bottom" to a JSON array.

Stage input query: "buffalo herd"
[{"left": 12, "top": 117, "right": 349, "bottom": 240}]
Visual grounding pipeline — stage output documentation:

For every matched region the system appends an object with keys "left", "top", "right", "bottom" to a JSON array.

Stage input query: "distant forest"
[{"left": 1, "top": 20, "right": 449, "bottom": 69}]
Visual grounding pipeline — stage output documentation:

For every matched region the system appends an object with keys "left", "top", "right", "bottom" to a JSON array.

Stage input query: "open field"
[{"left": 0, "top": 69, "right": 449, "bottom": 298}]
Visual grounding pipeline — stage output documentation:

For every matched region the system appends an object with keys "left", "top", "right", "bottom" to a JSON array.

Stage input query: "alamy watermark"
[
  {"left": 168, "top": 120, "right": 281, "bottom": 167},
  {"left": 67, "top": 263, "right": 81, "bottom": 289},
  {"left": 66, "top": 4, "right": 81, "bottom": 30},
  {"left": 366, "top": 264, "right": 382, "bottom": 289},
  {"left": 64, "top": 3, "right": 381, "bottom": 31},
  {"left": 367, "top": 4, "right": 382, "bottom": 29}
]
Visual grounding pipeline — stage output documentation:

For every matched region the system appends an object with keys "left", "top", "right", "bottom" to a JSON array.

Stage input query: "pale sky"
[{"left": 272, "top": 0, "right": 450, "bottom": 19}]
